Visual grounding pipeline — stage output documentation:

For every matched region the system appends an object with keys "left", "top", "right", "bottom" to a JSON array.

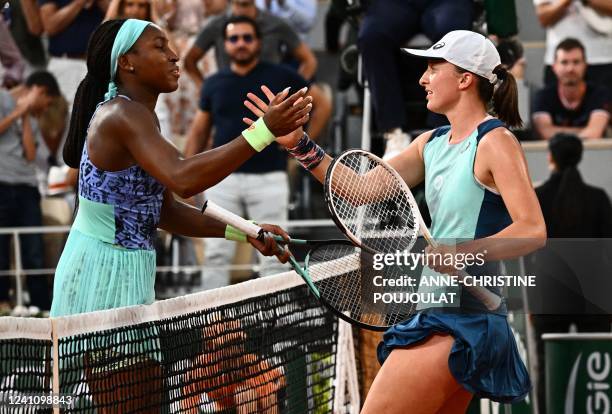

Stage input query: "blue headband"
[{"left": 105, "top": 19, "right": 151, "bottom": 101}]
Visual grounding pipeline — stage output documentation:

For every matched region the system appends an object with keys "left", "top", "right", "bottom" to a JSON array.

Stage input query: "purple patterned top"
[{"left": 78, "top": 98, "right": 165, "bottom": 250}]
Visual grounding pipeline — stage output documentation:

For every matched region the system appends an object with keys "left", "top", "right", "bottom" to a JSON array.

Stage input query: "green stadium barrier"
[{"left": 544, "top": 333, "right": 612, "bottom": 413}]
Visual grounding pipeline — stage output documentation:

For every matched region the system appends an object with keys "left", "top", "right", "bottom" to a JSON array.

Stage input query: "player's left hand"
[{"left": 248, "top": 223, "right": 291, "bottom": 263}]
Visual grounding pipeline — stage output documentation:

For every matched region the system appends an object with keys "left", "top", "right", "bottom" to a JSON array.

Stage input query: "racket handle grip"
[
  {"left": 457, "top": 271, "right": 502, "bottom": 311},
  {"left": 202, "top": 200, "right": 263, "bottom": 239},
  {"left": 424, "top": 235, "right": 502, "bottom": 310}
]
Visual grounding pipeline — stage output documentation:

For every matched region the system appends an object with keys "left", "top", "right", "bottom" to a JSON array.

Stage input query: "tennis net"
[{"left": 0, "top": 271, "right": 359, "bottom": 413}]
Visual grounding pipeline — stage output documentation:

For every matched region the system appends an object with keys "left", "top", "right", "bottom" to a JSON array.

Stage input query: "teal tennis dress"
[
  {"left": 378, "top": 119, "right": 531, "bottom": 402},
  {"left": 50, "top": 96, "right": 165, "bottom": 317}
]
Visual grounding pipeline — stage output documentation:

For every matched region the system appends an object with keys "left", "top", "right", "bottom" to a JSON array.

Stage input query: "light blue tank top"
[
  {"left": 424, "top": 118, "right": 512, "bottom": 240},
  {"left": 419, "top": 118, "right": 511, "bottom": 313}
]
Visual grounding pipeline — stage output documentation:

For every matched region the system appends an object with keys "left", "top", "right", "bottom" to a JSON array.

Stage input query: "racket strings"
[
  {"left": 307, "top": 243, "right": 416, "bottom": 328},
  {"left": 329, "top": 153, "right": 420, "bottom": 253}
]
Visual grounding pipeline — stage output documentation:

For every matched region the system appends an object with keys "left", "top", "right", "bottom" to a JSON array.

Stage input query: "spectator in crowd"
[
  {"left": 497, "top": 38, "right": 531, "bottom": 132},
  {"left": 497, "top": 38, "right": 525, "bottom": 85},
  {"left": 184, "top": 0, "right": 330, "bottom": 140},
  {"left": 532, "top": 38, "right": 609, "bottom": 140},
  {"left": 184, "top": 0, "right": 316, "bottom": 89},
  {"left": 183, "top": 16, "right": 309, "bottom": 288},
  {"left": 254, "top": 0, "right": 317, "bottom": 41},
  {"left": 0, "top": 18, "right": 26, "bottom": 88},
  {"left": 537, "top": 133, "right": 612, "bottom": 236},
  {"left": 104, "top": 0, "right": 166, "bottom": 22},
  {"left": 6, "top": 0, "right": 47, "bottom": 71},
  {"left": 161, "top": 0, "right": 226, "bottom": 138},
  {"left": 358, "top": 0, "right": 474, "bottom": 159},
  {"left": 39, "top": 0, "right": 108, "bottom": 107},
  {"left": 534, "top": 0, "right": 612, "bottom": 92},
  {"left": 0, "top": 71, "right": 61, "bottom": 314},
  {"left": 531, "top": 133, "right": 612, "bottom": 413},
  {"left": 37, "top": 94, "right": 69, "bottom": 193}
]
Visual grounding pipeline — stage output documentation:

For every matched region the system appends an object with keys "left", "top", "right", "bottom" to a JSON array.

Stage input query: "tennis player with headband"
[
  {"left": 244, "top": 30, "right": 546, "bottom": 411},
  {"left": 50, "top": 18, "right": 312, "bottom": 317}
]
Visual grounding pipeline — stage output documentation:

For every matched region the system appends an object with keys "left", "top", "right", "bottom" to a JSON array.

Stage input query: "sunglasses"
[{"left": 226, "top": 34, "right": 255, "bottom": 44}]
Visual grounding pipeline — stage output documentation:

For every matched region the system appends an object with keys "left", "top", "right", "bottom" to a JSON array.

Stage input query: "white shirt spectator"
[
  {"left": 534, "top": 0, "right": 612, "bottom": 65},
  {"left": 255, "top": 0, "right": 316, "bottom": 40}
]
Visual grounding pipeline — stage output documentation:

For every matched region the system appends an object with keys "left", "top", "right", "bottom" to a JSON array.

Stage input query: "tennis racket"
[
  {"left": 202, "top": 200, "right": 418, "bottom": 330},
  {"left": 324, "top": 149, "right": 503, "bottom": 311}
]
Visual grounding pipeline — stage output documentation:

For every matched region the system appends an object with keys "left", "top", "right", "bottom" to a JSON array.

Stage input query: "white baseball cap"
[{"left": 402, "top": 30, "right": 502, "bottom": 85}]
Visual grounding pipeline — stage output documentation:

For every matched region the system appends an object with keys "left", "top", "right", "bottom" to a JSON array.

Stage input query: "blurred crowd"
[{"left": 0, "top": 0, "right": 611, "bottom": 318}]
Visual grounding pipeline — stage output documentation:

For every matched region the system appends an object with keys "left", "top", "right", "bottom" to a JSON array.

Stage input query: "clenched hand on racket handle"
[
  {"left": 424, "top": 243, "right": 466, "bottom": 276},
  {"left": 259, "top": 86, "right": 313, "bottom": 137},
  {"left": 248, "top": 224, "right": 291, "bottom": 263}
]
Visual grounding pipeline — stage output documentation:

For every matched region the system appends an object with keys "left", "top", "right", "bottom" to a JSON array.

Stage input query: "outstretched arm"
[
  {"left": 243, "top": 86, "right": 330, "bottom": 183},
  {"left": 159, "top": 190, "right": 225, "bottom": 237},
  {"left": 243, "top": 85, "right": 429, "bottom": 188},
  {"left": 112, "top": 87, "right": 311, "bottom": 198},
  {"left": 159, "top": 190, "right": 290, "bottom": 261}
]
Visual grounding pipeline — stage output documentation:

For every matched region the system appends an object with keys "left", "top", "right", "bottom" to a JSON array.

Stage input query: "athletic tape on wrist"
[
  {"left": 225, "top": 224, "right": 247, "bottom": 242},
  {"left": 224, "top": 221, "right": 258, "bottom": 243},
  {"left": 242, "top": 117, "right": 275, "bottom": 152}
]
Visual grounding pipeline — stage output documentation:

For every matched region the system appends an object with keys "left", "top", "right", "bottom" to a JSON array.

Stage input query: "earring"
[{"left": 129, "top": 67, "right": 135, "bottom": 73}]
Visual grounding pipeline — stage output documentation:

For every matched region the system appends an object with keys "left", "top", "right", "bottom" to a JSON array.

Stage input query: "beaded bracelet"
[{"left": 287, "top": 133, "right": 325, "bottom": 171}]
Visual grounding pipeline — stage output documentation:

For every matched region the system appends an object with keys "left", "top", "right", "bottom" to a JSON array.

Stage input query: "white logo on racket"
[{"left": 433, "top": 175, "right": 444, "bottom": 191}]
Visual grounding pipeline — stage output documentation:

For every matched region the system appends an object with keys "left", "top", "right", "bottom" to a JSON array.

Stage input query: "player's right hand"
[{"left": 244, "top": 85, "right": 312, "bottom": 138}]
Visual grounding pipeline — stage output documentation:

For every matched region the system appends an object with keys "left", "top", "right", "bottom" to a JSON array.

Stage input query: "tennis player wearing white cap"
[
  {"left": 243, "top": 29, "right": 546, "bottom": 412},
  {"left": 360, "top": 30, "right": 547, "bottom": 413}
]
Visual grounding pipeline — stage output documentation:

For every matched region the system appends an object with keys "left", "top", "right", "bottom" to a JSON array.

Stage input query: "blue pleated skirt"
[
  {"left": 377, "top": 312, "right": 531, "bottom": 403},
  {"left": 50, "top": 229, "right": 156, "bottom": 317}
]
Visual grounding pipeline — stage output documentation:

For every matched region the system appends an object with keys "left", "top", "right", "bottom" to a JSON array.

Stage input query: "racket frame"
[
  {"left": 325, "top": 149, "right": 503, "bottom": 311},
  {"left": 202, "top": 200, "right": 322, "bottom": 296},
  {"left": 202, "top": 201, "right": 400, "bottom": 329}
]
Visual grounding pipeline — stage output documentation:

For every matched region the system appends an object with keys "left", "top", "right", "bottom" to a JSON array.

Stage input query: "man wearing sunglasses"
[
  {"left": 185, "top": 0, "right": 330, "bottom": 144},
  {"left": 183, "top": 16, "right": 310, "bottom": 289},
  {"left": 185, "top": 0, "right": 316, "bottom": 88}
]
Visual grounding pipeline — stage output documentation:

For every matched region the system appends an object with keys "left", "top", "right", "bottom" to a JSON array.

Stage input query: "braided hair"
[{"left": 63, "top": 19, "right": 127, "bottom": 168}]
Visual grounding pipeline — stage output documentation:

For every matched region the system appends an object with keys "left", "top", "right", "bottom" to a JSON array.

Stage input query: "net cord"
[
  {"left": 51, "top": 270, "right": 302, "bottom": 338},
  {"left": 0, "top": 316, "right": 52, "bottom": 340}
]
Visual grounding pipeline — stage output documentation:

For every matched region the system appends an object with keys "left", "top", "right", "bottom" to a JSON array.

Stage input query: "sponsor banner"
[{"left": 544, "top": 334, "right": 612, "bottom": 414}]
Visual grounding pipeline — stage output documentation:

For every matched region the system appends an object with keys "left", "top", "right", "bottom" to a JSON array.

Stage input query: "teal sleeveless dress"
[
  {"left": 50, "top": 96, "right": 165, "bottom": 317},
  {"left": 378, "top": 119, "right": 531, "bottom": 402}
]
